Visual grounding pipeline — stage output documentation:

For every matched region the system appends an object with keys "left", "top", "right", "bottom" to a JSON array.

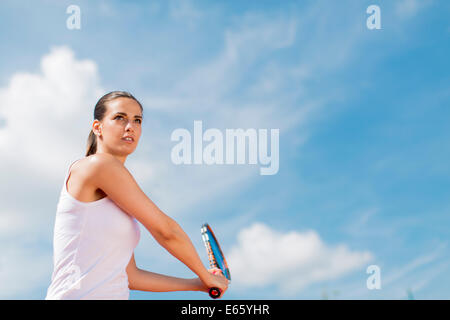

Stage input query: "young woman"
[{"left": 45, "top": 91, "right": 229, "bottom": 299}]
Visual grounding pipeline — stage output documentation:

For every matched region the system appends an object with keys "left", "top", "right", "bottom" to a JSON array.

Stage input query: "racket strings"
[{"left": 205, "top": 241, "right": 219, "bottom": 269}]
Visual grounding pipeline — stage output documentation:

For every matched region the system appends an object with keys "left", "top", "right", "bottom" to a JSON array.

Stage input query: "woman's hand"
[{"left": 195, "top": 268, "right": 229, "bottom": 297}]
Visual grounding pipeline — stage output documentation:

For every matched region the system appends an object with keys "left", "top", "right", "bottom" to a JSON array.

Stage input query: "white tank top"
[{"left": 46, "top": 159, "right": 141, "bottom": 300}]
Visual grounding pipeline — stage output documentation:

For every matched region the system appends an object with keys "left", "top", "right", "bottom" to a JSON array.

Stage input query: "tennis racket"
[{"left": 201, "top": 223, "right": 231, "bottom": 299}]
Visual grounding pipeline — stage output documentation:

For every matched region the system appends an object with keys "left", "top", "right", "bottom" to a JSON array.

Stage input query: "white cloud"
[
  {"left": 0, "top": 46, "right": 104, "bottom": 179},
  {"left": 0, "top": 209, "right": 31, "bottom": 238},
  {"left": 227, "top": 223, "right": 373, "bottom": 296}
]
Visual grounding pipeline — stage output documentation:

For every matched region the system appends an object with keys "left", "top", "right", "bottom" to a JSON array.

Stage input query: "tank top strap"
[
  {"left": 64, "top": 158, "right": 83, "bottom": 191},
  {"left": 67, "top": 159, "right": 83, "bottom": 175}
]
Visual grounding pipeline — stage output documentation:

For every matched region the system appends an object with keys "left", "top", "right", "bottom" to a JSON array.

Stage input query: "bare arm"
[
  {"left": 126, "top": 254, "right": 206, "bottom": 292},
  {"left": 88, "top": 154, "right": 228, "bottom": 293}
]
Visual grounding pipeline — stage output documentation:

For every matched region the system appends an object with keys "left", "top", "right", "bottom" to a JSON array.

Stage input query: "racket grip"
[{"left": 209, "top": 287, "right": 221, "bottom": 299}]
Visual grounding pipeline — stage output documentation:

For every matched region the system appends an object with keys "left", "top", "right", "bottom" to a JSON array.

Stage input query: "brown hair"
[{"left": 85, "top": 91, "right": 143, "bottom": 157}]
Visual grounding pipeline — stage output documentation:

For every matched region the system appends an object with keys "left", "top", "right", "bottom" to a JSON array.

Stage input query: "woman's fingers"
[
  {"left": 208, "top": 267, "right": 223, "bottom": 275},
  {"left": 204, "top": 268, "right": 229, "bottom": 298}
]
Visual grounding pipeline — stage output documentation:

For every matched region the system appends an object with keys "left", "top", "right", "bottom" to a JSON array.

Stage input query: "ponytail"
[{"left": 85, "top": 130, "right": 97, "bottom": 157}]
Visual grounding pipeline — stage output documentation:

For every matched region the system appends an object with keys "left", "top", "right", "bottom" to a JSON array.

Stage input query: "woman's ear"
[{"left": 93, "top": 120, "right": 102, "bottom": 137}]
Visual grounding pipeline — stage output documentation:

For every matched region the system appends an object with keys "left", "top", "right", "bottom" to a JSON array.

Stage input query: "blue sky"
[{"left": 0, "top": 0, "right": 449, "bottom": 300}]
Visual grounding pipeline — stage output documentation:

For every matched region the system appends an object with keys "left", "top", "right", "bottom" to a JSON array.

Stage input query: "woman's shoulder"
[
  {"left": 73, "top": 154, "right": 122, "bottom": 180},
  {"left": 86, "top": 153, "right": 119, "bottom": 164},
  {"left": 82, "top": 153, "right": 121, "bottom": 167}
]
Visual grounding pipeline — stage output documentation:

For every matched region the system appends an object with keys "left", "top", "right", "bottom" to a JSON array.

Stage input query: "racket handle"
[{"left": 209, "top": 287, "right": 221, "bottom": 299}]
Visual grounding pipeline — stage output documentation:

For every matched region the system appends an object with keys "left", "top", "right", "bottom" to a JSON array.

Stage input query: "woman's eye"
[{"left": 114, "top": 116, "right": 141, "bottom": 124}]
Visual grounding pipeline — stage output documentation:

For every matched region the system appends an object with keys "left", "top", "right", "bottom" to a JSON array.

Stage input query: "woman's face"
[{"left": 94, "top": 97, "right": 143, "bottom": 157}]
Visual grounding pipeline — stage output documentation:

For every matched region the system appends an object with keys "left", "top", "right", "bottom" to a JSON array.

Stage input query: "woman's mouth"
[{"left": 122, "top": 137, "right": 134, "bottom": 143}]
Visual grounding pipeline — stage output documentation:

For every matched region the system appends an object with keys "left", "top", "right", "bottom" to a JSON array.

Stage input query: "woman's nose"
[{"left": 125, "top": 120, "right": 138, "bottom": 130}]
